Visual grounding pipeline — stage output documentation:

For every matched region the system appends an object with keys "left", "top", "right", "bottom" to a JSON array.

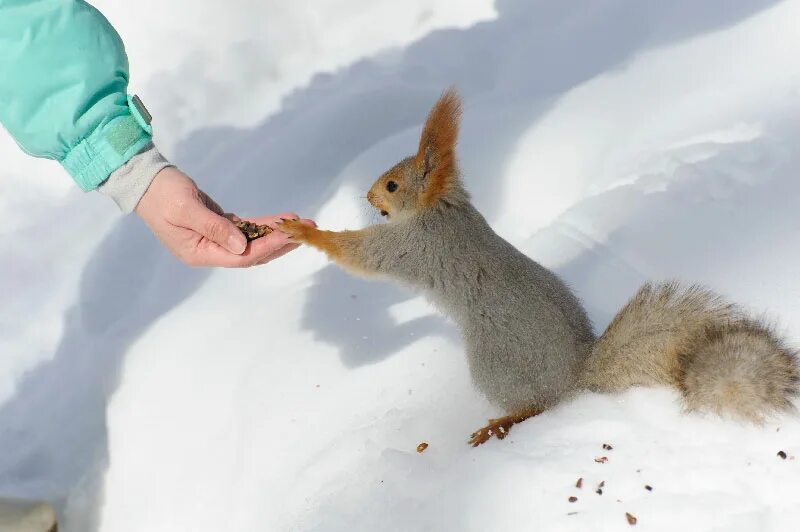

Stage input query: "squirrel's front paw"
[{"left": 276, "top": 218, "right": 315, "bottom": 243}]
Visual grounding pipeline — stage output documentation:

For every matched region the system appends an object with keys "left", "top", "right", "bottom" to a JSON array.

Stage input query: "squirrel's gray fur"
[
  {"left": 362, "top": 189, "right": 595, "bottom": 412},
  {"left": 283, "top": 89, "right": 798, "bottom": 427}
]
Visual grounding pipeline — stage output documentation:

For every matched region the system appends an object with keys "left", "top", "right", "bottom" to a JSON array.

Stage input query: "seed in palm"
[{"left": 235, "top": 220, "right": 272, "bottom": 241}]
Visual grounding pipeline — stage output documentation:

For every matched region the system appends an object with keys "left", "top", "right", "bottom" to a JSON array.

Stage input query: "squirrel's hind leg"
[{"left": 468, "top": 408, "right": 543, "bottom": 447}]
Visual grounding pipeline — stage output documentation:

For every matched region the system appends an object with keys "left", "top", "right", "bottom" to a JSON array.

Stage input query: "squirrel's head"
[{"left": 367, "top": 88, "right": 463, "bottom": 221}]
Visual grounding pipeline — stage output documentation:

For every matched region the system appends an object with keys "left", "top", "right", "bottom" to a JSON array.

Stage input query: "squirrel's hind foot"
[{"left": 468, "top": 408, "right": 543, "bottom": 447}]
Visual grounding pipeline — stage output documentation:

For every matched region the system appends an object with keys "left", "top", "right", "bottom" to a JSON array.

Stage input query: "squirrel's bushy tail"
[{"left": 581, "top": 282, "right": 799, "bottom": 422}]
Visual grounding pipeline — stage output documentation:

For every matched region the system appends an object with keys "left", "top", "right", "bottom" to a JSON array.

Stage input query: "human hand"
[{"left": 135, "top": 166, "right": 314, "bottom": 267}]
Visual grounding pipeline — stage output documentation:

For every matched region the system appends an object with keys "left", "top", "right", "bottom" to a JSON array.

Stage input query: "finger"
[
  {"left": 179, "top": 200, "right": 247, "bottom": 255},
  {"left": 190, "top": 244, "right": 255, "bottom": 268},
  {"left": 199, "top": 230, "right": 295, "bottom": 267},
  {"left": 246, "top": 230, "right": 293, "bottom": 259},
  {"left": 224, "top": 213, "right": 242, "bottom": 223},
  {"left": 192, "top": 224, "right": 304, "bottom": 267},
  {"left": 254, "top": 243, "right": 300, "bottom": 265},
  {"left": 188, "top": 238, "right": 276, "bottom": 268}
]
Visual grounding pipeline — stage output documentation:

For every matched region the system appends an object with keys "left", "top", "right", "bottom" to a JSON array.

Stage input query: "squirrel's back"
[{"left": 582, "top": 282, "right": 799, "bottom": 422}]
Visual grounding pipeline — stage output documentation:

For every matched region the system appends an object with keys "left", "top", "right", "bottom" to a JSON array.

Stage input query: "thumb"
[{"left": 185, "top": 202, "right": 247, "bottom": 254}]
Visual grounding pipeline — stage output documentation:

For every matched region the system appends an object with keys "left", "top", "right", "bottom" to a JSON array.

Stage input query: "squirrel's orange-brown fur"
[
  {"left": 468, "top": 407, "right": 544, "bottom": 447},
  {"left": 282, "top": 223, "right": 375, "bottom": 277},
  {"left": 416, "top": 87, "right": 462, "bottom": 208}
]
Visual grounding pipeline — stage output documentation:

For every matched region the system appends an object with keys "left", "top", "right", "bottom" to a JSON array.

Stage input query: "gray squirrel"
[{"left": 279, "top": 89, "right": 798, "bottom": 445}]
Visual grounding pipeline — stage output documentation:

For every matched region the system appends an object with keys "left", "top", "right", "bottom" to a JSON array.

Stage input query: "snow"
[{"left": 2, "top": 1, "right": 800, "bottom": 531}]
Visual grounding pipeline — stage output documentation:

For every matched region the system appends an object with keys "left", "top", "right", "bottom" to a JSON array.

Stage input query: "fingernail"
[{"left": 228, "top": 234, "right": 246, "bottom": 254}]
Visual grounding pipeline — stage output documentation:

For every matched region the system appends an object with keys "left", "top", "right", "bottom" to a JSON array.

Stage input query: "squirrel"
[{"left": 279, "top": 89, "right": 799, "bottom": 446}]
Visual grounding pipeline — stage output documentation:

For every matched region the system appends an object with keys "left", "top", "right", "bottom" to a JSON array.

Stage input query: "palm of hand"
[{"left": 135, "top": 166, "right": 314, "bottom": 267}]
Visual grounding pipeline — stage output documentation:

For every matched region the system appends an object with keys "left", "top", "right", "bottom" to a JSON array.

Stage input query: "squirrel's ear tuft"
[{"left": 416, "top": 88, "right": 462, "bottom": 206}]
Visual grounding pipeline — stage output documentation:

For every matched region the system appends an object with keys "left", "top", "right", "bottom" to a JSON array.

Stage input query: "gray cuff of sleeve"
[{"left": 98, "top": 142, "right": 172, "bottom": 213}]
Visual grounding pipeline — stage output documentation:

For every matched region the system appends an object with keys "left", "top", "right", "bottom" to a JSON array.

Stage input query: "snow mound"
[{"left": 1, "top": 1, "right": 799, "bottom": 531}]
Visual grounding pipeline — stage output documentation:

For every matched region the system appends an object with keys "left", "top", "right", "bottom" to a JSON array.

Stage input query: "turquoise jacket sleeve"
[{"left": 0, "top": 0, "right": 153, "bottom": 191}]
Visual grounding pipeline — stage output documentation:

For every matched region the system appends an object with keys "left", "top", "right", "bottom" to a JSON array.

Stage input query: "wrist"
[{"left": 98, "top": 142, "right": 173, "bottom": 213}]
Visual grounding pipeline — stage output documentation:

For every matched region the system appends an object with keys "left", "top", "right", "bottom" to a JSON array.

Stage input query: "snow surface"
[{"left": 2, "top": 1, "right": 800, "bottom": 531}]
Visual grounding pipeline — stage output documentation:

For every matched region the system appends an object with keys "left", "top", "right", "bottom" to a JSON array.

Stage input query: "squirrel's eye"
[{"left": 386, "top": 180, "right": 398, "bottom": 193}]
